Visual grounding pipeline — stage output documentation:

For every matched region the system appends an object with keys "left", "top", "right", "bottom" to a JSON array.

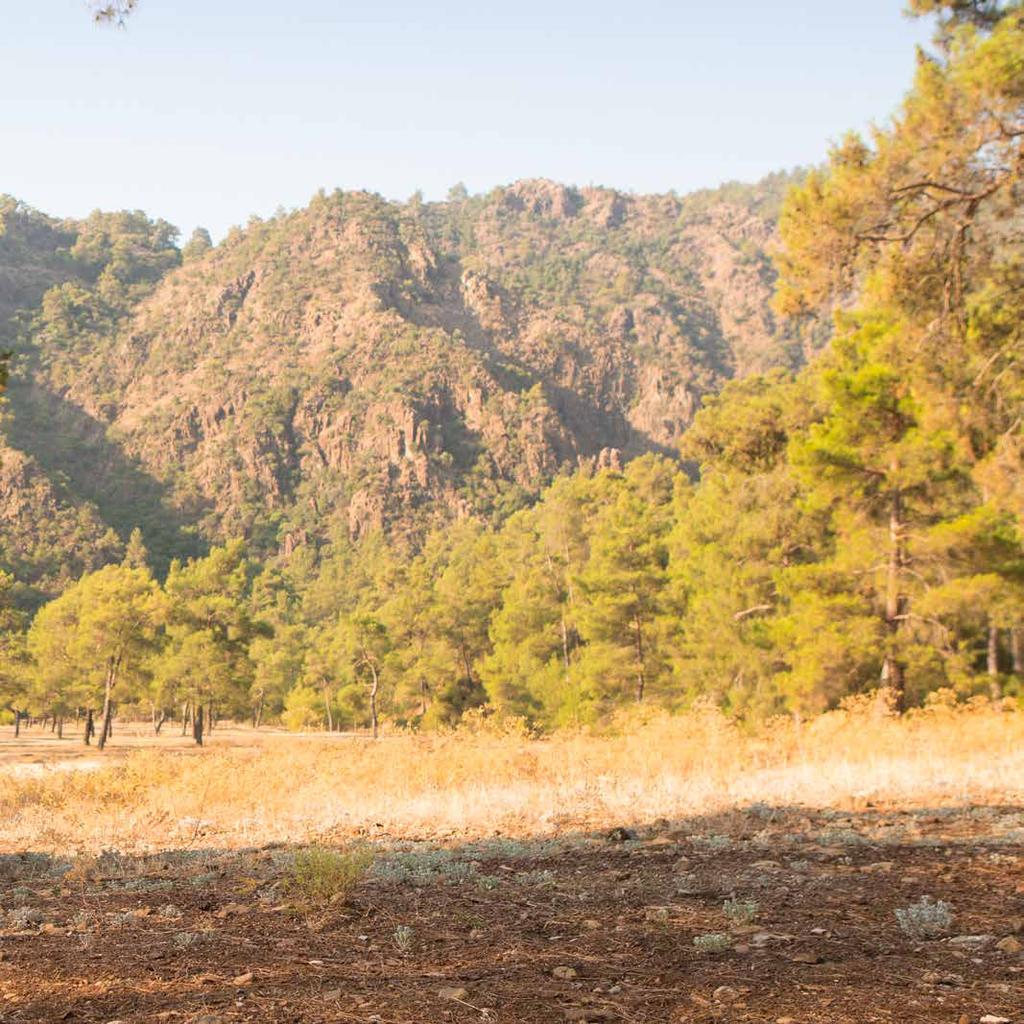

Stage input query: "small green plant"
[
  {"left": 723, "top": 896, "right": 759, "bottom": 925},
  {"left": 694, "top": 835, "right": 733, "bottom": 851},
  {"left": 515, "top": 869, "right": 556, "bottom": 888},
  {"left": 693, "top": 932, "right": 731, "bottom": 953},
  {"left": 393, "top": 924, "right": 414, "bottom": 952},
  {"left": 895, "top": 896, "right": 954, "bottom": 940},
  {"left": 286, "top": 846, "right": 373, "bottom": 907}
]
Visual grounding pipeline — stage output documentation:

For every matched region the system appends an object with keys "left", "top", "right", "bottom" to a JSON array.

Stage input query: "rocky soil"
[{"left": 1, "top": 805, "right": 1021, "bottom": 1023}]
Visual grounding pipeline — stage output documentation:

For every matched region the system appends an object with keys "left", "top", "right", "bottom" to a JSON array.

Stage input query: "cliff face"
[{"left": 0, "top": 175, "right": 799, "bottom": 595}]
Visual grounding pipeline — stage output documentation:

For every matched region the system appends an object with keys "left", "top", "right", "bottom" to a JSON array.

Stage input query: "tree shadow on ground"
[{"left": 2, "top": 802, "right": 1022, "bottom": 1023}]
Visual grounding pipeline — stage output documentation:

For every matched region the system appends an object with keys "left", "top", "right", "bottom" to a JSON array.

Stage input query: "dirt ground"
[{"left": 1, "top": 805, "right": 1021, "bottom": 1024}]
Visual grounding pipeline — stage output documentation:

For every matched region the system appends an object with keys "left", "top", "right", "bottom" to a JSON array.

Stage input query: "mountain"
[{"left": 0, "top": 173, "right": 802, "bottom": 602}]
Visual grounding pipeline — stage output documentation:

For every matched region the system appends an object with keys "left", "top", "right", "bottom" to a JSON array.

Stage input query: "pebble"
[
  {"left": 232, "top": 971, "right": 254, "bottom": 986},
  {"left": 712, "top": 985, "right": 739, "bottom": 1003},
  {"left": 553, "top": 966, "right": 579, "bottom": 980},
  {"left": 949, "top": 935, "right": 995, "bottom": 947},
  {"left": 438, "top": 986, "right": 468, "bottom": 1001},
  {"left": 996, "top": 935, "right": 1022, "bottom": 954}
]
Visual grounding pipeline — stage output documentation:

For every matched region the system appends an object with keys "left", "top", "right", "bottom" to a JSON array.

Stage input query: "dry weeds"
[{"left": 2, "top": 694, "right": 1021, "bottom": 855}]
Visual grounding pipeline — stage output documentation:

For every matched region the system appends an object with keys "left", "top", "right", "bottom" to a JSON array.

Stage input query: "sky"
[{"left": 1, "top": 1, "right": 933, "bottom": 241}]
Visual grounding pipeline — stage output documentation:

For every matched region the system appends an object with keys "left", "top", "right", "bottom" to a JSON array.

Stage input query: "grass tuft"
[{"left": 286, "top": 845, "right": 373, "bottom": 907}]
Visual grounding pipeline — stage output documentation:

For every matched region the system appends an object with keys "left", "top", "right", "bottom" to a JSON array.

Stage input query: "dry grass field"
[{"left": 1, "top": 697, "right": 1022, "bottom": 1022}]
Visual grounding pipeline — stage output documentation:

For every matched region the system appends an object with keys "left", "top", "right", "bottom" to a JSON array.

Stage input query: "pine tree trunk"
[
  {"left": 181, "top": 701, "right": 190, "bottom": 736},
  {"left": 632, "top": 613, "right": 646, "bottom": 703},
  {"left": 369, "top": 664, "right": 379, "bottom": 740},
  {"left": 193, "top": 704, "right": 204, "bottom": 746},
  {"left": 323, "top": 684, "right": 334, "bottom": 732},
  {"left": 57, "top": 716, "right": 63, "bottom": 739},
  {"left": 881, "top": 490, "right": 906, "bottom": 710},
  {"left": 988, "top": 625, "right": 1002, "bottom": 701},
  {"left": 253, "top": 697, "right": 264, "bottom": 729},
  {"left": 14, "top": 710, "right": 20, "bottom": 738},
  {"left": 97, "top": 657, "right": 117, "bottom": 751},
  {"left": 1012, "top": 627, "right": 1023, "bottom": 676},
  {"left": 418, "top": 676, "right": 428, "bottom": 717},
  {"left": 83, "top": 708, "right": 93, "bottom": 746}
]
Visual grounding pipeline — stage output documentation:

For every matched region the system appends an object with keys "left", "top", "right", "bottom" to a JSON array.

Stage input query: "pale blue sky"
[{"left": 1, "top": 1, "right": 931, "bottom": 240}]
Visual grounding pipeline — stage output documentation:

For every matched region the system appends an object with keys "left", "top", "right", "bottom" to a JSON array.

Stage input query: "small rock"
[
  {"left": 787, "top": 951, "right": 824, "bottom": 964},
  {"left": 438, "top": 987, "right": 468, "bottom": 1001},
  {"left": 922, "top": 970, "right": 962, "bottom": 986},
  {"left": 948, "top": 934, "right": 995, "bottom": 948},
  {"left": 582, "top": 919, "right": 601, "bottom": 930},
  {"left": 322, "top": 988, "right": 343, "bottom": 1000},
  {"left": 979, "top": 1016, "right": 1010, "bottom": 1024},
  {"left": 996, "top": 935, "right": 1022, "bottom": 954},
  {"left": 712, "top": 985, "right": 739, "bottom": 1003},
  {"left": 158, "top": 904, "right": 182, "bottom": 919},
  {"left": 553, "top": 966, "right": 579, "bottom": 980},
  {"left": 232, "top": 971, "right": 254, "bottom": 986},
  {"left": 647, "top": 836, "right": 676, "bottom": 847}
]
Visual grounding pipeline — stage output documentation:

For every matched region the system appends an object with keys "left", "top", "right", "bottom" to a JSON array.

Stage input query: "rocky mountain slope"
[{"left": 0, "top": 174, "right": 801, "bottom": 601}]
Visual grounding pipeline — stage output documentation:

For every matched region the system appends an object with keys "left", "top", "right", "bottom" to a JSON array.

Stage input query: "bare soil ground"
[{"left": 2, "top": 805, "right": 1022, "bottom": 1024}]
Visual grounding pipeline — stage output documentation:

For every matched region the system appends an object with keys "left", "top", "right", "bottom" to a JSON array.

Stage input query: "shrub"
[
  {"left": 895, "top": 896, "right": 954, "bottom": 940},
  {"left": 723, "top": 896, "right": 759, "bottom": 925},
  {"left": 286, "top": 846, "right": 373, "bottom": 906},
  {"left": 693, "top": 932, "right": 732, "bottom": 953}
]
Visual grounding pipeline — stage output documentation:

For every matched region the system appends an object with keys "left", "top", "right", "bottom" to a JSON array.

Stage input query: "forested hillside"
[
  {"left": 0, "top": 173, "right": 798, "bottom": 603},
  {"left": 1, "top": 0, "right": 1021, "bottom": 735}
]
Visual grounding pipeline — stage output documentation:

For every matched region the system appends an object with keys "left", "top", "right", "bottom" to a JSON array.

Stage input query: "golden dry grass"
[{"left": 1, "top": 694, "right": 1021, "bottom": 855}]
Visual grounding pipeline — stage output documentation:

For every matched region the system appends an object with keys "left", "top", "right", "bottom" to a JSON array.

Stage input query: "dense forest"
[{"left": 0, "top": 0, "right": 1021, "bottom": 737}]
